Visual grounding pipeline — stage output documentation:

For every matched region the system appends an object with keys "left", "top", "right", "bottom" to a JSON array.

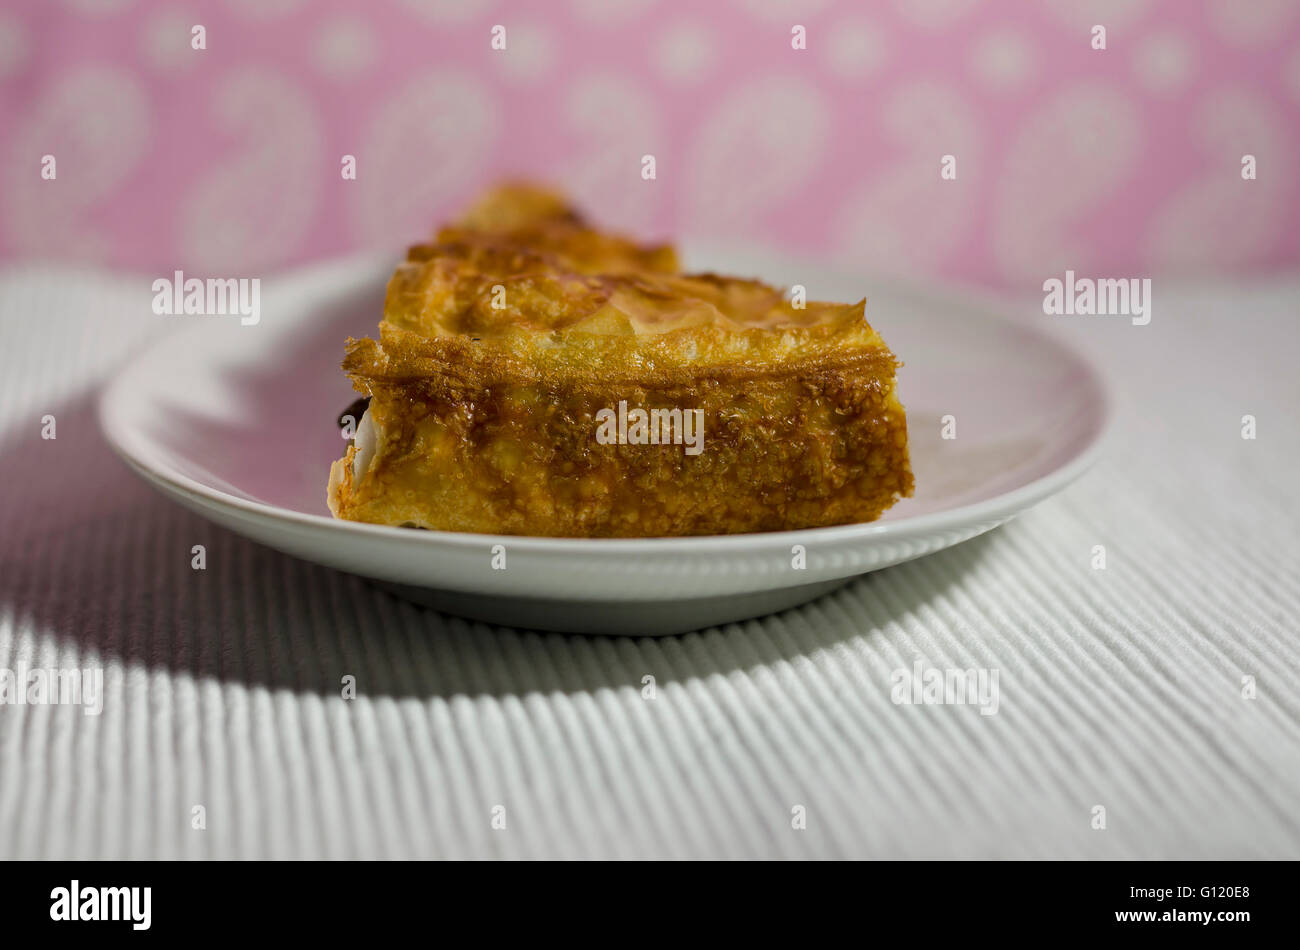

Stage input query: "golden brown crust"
[
  {"left": 328, "top": 183, "right": 913, "bottom": 537},
  {"left": 433, "top": 181, "right": 678, "bottom": 276}
]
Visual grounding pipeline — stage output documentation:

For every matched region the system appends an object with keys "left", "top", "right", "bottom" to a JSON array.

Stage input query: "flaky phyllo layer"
[{"left": 328, "top": 183, "right": 912, "bottom": 537}]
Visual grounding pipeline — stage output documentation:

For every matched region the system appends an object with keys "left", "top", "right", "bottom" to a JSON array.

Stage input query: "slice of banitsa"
[{"left": 327, "top": 183, "right": 912, "bottom": 538}]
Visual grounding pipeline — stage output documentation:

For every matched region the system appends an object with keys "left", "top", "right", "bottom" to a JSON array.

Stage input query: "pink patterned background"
[{"left": 2, "top": 0, "right": 1298, "bottom": 291}]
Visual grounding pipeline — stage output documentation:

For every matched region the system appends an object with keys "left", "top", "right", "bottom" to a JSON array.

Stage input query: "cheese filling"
[{"left": 352, "top": 409, "right": 379, "bottom": 482}]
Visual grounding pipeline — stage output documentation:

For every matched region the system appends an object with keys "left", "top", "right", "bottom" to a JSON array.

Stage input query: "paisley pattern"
[
  {"left": 0, "top": 0, "right": 1297, "bottom": 284},
  {"left": 3, "top": 65, "right": 151, "bottom": 260},
  {"left": 836, "top": 81, "right": 981, "bottom": 275},
  {"left": 682, "top": 76, "right": 829, "bottom": 235},
  {"left": 179, "top": 70, "right": 324, "bottom": 272},
  {"left": 562, "top": 74, "right": 663, "bottom": 233},
  {"left": 990, "top": 85, "right": 1142, "bottom": 285},
  {"left": 352, "top": 70, "right": 501, "bottom": 246},
  {"left": 1148, "top": 87, "right": 1293, "bottom": 270}
]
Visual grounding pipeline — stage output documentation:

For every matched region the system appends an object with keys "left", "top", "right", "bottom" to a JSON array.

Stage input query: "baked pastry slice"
[{"left": 328, "top": 185, "right": 912, "bottom": 537}]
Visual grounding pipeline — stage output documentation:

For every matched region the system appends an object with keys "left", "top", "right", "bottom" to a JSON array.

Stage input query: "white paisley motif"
[
  {"left": 1286, "top": 47, "right": 1300, "bottom": 102},
  {"left": 494, "top": 19, "right": 557, "bottom": 84},
  {"left": 0, "top": 10, "right": 29, "bottom": 78},
  {"left": 562, "top": 75, "right": 663, "bottom": 233},
  {"left": 570, "top": 0, "right": 658, "bottom": 24},
  {"left": 971, "top": 29, "right": 1037, "bottom": 91},
  {"left": 395, "top": 0, "right": 497, "bottom": 23},
  {"left": 892, "top": 0, "right": 977, "bottom": 29},
  {"left": 653, "top": 21, "right": 715, "bottom": 85},
  {"left": 682, "top": 76, "right": 829, "bottom": 236},
  {"left": 1132, "top": 31, "right": 1195, "bottom": 94},
  {"left": 1206, "top": 0, "right": 1298, "bottom": 46},
  {"left": 1149, "top": 87, "right": 1291, "bottom": 270},
  {"left": 732, "top": 0, "right": 830, "bottom": 22},
  {"left": 825, "top": 17, "right": 888, "bottom": 80},
  {"left": 1043, "top": 0, "right": 1153, "bottom": 31},
  {"left": 3, "top": 65, "right": 151, "bottom": 259},
  {"left": 178, "top": 70, "right": 324, "bottom": 272},
  {"left": 990, "top": 85, "right": 1142, "bottom": 285},
  {"left": 352, "top": 71, "right": 501, "bottom": 246},
  {"left": 142, "top": 7, "right": 201, "bottom": 72},
  {"left": 222, "top": 0, "right": 306, "bottom": 20},
  {"left": 311, "top": 14, "right": 378, "bottom": 80},
  {"left": 835, "top": 81, "right": 981, "bottom": 275},
  {"left": 60, "top": 0, "right": 135, "bottom": 16}
]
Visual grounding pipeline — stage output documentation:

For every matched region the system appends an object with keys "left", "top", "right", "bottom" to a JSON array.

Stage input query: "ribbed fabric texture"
[{"left": 0, "top": 265, "right": 1297, "bottom": 859}]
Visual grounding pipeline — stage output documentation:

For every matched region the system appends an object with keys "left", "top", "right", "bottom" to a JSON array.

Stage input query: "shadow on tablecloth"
[{"left": 0, "top": 394, "right": 993, "bottom": 701}]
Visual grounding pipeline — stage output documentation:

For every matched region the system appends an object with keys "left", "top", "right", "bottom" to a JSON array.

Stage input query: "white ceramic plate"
[{"left": 99, "top": 248, "right": 1111, "bottom": 635}]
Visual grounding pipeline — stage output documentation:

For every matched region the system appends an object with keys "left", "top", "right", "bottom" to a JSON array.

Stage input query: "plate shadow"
[{"left": 0, "top": 393, "right": 996, "bottom": 701}]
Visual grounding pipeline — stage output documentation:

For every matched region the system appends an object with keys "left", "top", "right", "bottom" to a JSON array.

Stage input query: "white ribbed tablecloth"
[{"left": 0, "top": 264, "right": 1297, "bottom": 860}]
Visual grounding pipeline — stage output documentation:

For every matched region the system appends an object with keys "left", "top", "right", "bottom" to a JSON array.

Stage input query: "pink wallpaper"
[{"left": 1, "top": 0, "right": 1298, "bottom": 290}]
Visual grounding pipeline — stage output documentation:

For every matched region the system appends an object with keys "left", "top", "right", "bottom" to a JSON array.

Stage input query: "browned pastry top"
[{"left": 374, "top": 182, "right": 894, "bottom": 378}]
